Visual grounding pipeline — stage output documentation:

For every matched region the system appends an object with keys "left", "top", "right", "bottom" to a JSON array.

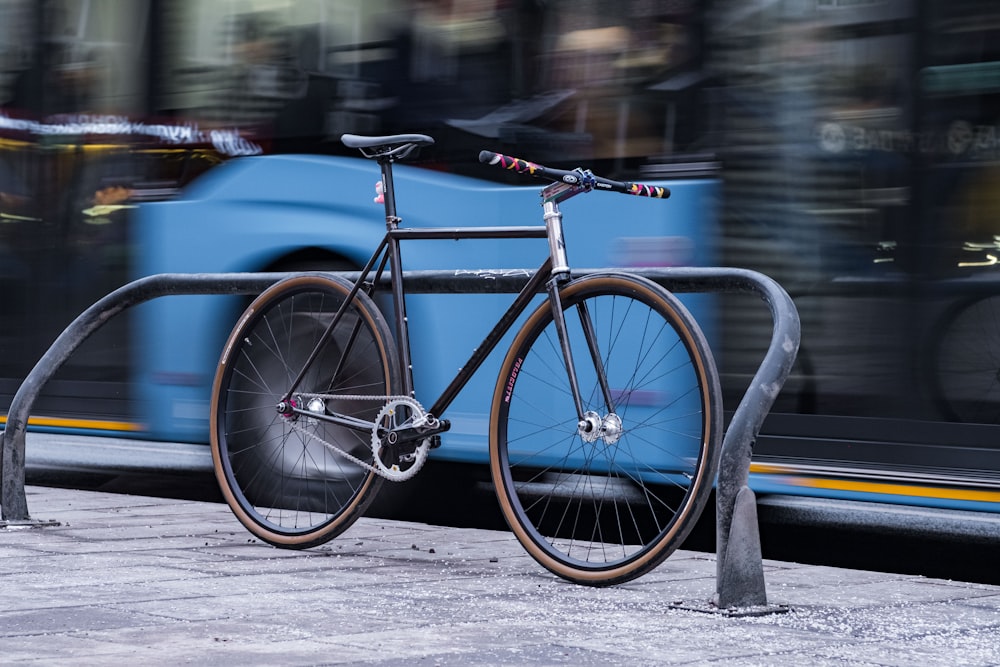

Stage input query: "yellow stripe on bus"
[
  {"left": 749, "top": 462, "right": 1000, "bottom": 504},
  {"left": 0, "top": 415, "right": 144, "bottom": 433},
  {"left": 802, "top": 477, "right": 1000, "bottom": 503}
]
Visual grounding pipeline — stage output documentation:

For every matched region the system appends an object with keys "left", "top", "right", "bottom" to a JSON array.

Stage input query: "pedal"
[{"left": 429, "top": 435, "right": 442, "bottom": 450}]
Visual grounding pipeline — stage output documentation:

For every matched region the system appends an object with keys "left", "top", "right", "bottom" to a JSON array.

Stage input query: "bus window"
[{"left": 0, "top": 0, "right": 221, "bottom": 424}]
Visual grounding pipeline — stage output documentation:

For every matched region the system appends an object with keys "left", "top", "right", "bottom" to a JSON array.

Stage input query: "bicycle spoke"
[
  {"left": 492, "top": 274, "right": 720, "bottom": 585},
  {"left": 212, "top": 274, "right": 399, "bottom": 548}
]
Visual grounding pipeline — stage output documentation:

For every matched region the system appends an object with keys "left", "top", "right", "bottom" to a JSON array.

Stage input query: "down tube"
[{"left": 428, "top": 259, "right": 552, "bottom": 418}]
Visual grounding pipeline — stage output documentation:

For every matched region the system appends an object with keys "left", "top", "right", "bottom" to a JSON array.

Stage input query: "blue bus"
[
  {"left": 133, "top": 152, "right": 719, "bottom": 461},
  {"left": 3, "top": 0, "right": 1000, "bottom": 525}
]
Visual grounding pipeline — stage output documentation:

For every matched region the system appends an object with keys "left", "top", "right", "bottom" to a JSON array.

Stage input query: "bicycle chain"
[
  {"left": 294, "top": 392, "right": 411, "bottom": 403},
  {"left": 286, "top": 418, "right": 382, "bottom": 477}
]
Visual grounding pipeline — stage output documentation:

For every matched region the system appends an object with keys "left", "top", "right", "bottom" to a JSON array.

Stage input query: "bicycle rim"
[
  {"left": 211, "top": 273, "right": 399, "bottom": 548},
  {"left": 490, "top": 273, "right": 721, "bottom": 585}
]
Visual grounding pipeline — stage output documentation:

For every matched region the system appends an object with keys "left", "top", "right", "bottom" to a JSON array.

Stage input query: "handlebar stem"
[{"left": 540, "top": 179, "right": 587, "bottom": 206}]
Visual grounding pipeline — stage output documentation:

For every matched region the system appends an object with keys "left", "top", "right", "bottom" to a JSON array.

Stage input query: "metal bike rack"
[{"left": 0, "top": 267, "right": 798, "bottom": 611}]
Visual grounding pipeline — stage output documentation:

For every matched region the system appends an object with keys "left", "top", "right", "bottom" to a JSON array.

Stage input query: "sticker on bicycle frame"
[
  {"left": 504, "top": 356, "right": 523, "bottom": 404},
  {"left": 454, "top": 268, "right": 532, "bottom": 280}
]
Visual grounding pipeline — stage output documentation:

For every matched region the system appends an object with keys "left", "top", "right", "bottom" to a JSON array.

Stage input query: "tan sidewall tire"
[
  {"left": 210, "top": 273, "right": 397, "bottom": 548},
  {"left": 489, "top": 273, "right": 721, "bottom": 584}
]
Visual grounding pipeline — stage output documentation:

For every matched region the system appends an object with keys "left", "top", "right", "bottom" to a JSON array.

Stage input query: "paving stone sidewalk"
[{"left": 1, "top": 485, "right": 999, "bottom": 665}]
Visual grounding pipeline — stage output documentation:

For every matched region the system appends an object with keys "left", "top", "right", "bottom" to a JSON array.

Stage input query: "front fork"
[{"left": 542, "top": 197, "right": 618, "bottom": 440}]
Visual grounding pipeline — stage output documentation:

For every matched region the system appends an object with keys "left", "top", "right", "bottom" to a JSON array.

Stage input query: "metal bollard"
[{"left": 0, "top": 268, "right": 799, "bottom": 610}]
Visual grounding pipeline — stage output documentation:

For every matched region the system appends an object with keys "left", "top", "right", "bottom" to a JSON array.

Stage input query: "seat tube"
[{"left": 379, "top": 158, "right": 414, "bottom": 397}]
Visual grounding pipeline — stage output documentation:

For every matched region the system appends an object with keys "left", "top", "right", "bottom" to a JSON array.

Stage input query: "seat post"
[{"left": 378, "top": 158, "right": 400, "bottom": 229}]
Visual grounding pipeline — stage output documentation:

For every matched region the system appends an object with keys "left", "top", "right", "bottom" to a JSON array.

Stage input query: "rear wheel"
[
  {"left": 211, "top": 273, "right": 399, "bottom": 548},
  {"left": 490, "top": 273, "right": 722, "bottom": 585},
  {"left": 931, "top": 295, "right": 1000, "bottom": 424}
]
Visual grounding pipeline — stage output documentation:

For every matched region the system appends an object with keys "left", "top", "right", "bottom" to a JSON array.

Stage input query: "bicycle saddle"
[{"left": 341, "top": 133, "right": 435, "bottom": 161}]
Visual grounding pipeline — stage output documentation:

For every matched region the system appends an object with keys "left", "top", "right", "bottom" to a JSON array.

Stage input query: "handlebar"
[{"left": 478, "top": 150, "right": 670, "bottom": 199}]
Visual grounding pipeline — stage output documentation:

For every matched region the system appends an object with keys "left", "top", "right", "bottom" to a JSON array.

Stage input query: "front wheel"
[
  {"left": 210, "top": 273, "right": 400, "bottom": 549},
  {"left": 930, "top": 295, "right": 1000, "bottom": 424},
  {"left": 490, "top": 273, "right": 722, "bottom": 585}
]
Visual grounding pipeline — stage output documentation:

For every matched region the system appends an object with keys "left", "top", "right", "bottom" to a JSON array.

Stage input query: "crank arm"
[{"left": 387, "top": 419, "right": 452, "bottom": 448}]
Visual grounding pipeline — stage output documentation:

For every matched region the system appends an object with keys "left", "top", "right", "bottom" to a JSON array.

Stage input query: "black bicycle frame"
[{"left": 281, "top": 158, "right": 610, "bottom": 435}]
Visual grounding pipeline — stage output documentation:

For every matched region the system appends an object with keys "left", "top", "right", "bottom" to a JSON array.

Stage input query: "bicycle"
[{"left": 209, "top": 133, "right": 723, "bottom": 586}]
